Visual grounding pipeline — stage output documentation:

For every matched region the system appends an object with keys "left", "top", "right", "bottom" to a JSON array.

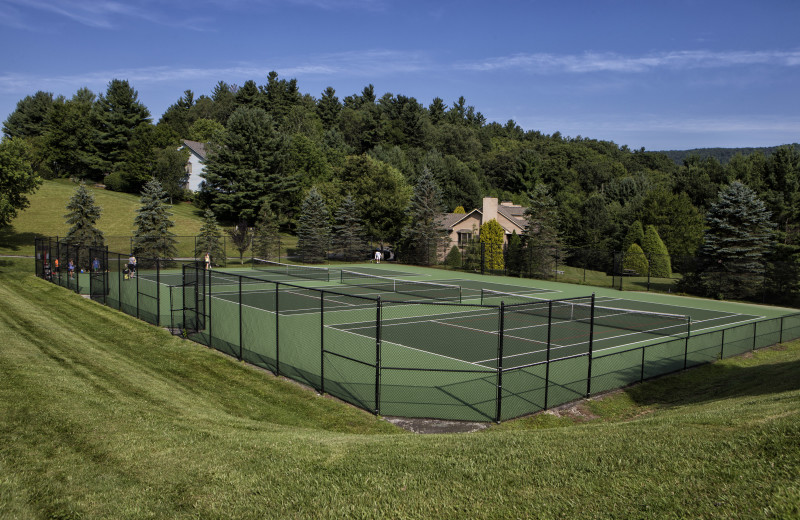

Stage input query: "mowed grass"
[
  {"left": 1, "top": 257, "right": 799, "bottom": 519},
  {"left": 0, "top": 179, "right": 299, "bottom": 260}
]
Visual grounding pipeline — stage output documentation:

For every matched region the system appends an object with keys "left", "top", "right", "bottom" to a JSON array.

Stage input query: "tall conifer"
[
  {"left": 132, "top": 179, "right": 177, "bottom": 260},
  {"left": 296, "top": 187, "right": 330, "bottom": 264},
  {"left": 64, "top": 183, "right": 104, "bottom": 247}
]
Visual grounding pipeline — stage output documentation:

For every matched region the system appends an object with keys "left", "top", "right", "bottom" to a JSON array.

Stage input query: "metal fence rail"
[{"left": 34, "top": 236, "right": 800, "bottom": 423}]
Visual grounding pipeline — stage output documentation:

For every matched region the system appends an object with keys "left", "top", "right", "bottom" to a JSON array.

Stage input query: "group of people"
[{"left": 50, "top": 257, "right": 102, "bottom": 278}]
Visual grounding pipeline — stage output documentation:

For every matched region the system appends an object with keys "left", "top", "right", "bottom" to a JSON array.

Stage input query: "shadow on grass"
[
  {"left": 0, "top": 227, "right": 45, "bottom": 253},
  {"left": 625, "top": 350, "right": 800, "bottom": 408}
]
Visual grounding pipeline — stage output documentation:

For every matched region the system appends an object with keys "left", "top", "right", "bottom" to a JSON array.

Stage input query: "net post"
[
  {"left": 374, "top": 296, "right": 381, "bottom": 416},
  {"left": 459, "top": 286, "right": 463, "bottom": 304},
  {"left": 238, "top": 276, "right": 243, "bottom": 361},
  {"left": 495, "top": 302, "right": 504, "bottom": 423},
  {"left": 586, "top": 293, "right": 596, "bottom": 397},
  {"left": 320, "top": 291, "right": 325, "bottom": 395},
  {"left": 544, "top": 300, "right": 552, "bottom": 410}
]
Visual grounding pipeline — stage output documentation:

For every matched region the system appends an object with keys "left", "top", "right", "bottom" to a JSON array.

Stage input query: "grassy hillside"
[
  {"left": 1, "top": 257, "right": 798, "bottom": 519},
  {"left": 0, "top": 179, "right": 205, "bottom": 256}
]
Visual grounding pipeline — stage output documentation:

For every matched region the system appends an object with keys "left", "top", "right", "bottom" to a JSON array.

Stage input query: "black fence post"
[
  {"left": 480, "top": 242, "right": 485, "bottom": 276},
  {"left": 779, "top": 316, "right": 784, "bottom": 344},
  {"left": 544, "top": 300, "right": 552, "bottom": 410},
  {"left": 752, "top": 321, "right": 758, "bottom": 351},
  {"left": 640, "top": 347, "right": 646, "bottom": 382},
  {"left": 238, "top": 276, "right": 243, "bottom": 361},
  {"left": 720, "top": 329, "right": 725, "bottom": 358},
  {"left": 156, "top": 259, "right": 161, "bottom": 326},
  {"left": 586, "top": 293, "right": 596, "bottom": 397},
  {"left": 375, "top": 296, "right": 382, "bottom": 416},
  {"left": 208, "top": 269, "right": 213, "bottom": 350},
  {"left": 275, "top": 282, "right": 280, "bottom": 377},
  {"left": 496, "top": 302, "right": 504, "bottom": 423},
  {"left": 320, "top": 292, "right": 325, "bottom": 395},
  {"left": 135, "top": 259, "right": 140, "bottom": 320}
]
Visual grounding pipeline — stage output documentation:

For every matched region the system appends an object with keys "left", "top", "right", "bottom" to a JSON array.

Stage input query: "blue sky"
[{"left": 1, "top": 0, "right": 798, "bottom": 150}]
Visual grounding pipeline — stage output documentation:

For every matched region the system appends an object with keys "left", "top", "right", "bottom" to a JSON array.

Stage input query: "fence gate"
[
  {"left": 181, "top": 264, "right": 206, "bottom": 333},
  {"left": 89, "top": 246, "right": 109, "bottom": 304}
]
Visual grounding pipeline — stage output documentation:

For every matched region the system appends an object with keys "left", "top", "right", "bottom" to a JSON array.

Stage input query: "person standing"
[
  {"left": 128, "top": 255, "right": 137, "bottom": 278},
  {"left": 374, "top": 250, "right": 381, "bottom": 264},
  {"left": 68, "top": 259, "right": 75, "bottom": 278},
  {"left": 92, "top": 257, "right": 100, "bottom": 273},
  {"left": 204, "top": 252, "right": 211, "bottom": 270}
]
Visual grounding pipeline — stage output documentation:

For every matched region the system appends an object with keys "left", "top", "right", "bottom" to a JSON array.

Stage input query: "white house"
[{"left": 178, "top": 140, "right": 207, "bottom": 192}]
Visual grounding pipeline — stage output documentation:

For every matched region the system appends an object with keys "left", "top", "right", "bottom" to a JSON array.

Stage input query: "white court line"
[{"left": 325, "top": 325, "right": 491, "bottom": 370}]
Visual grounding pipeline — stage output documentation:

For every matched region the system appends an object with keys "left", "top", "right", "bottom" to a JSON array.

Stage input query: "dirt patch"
[
  {"left": 383, "top": 417, "right": 490, "bottom": 434},
  {"left": 543, "top": 401, "right": 600, "bottom": 422}
]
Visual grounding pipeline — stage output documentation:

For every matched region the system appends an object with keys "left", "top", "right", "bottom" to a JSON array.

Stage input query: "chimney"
[{"left": 482, "top": 197, "right": 498, "bottom": 224}]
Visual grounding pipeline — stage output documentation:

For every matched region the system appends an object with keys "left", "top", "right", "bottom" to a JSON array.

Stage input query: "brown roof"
[
  {"left": 181, "top": 140, "right": 207, "bottom": 160},
  {"left": 438, "top": 209, "right": 481, "bottom": 230},
  {"left": 497, "top": 205, "right": 527, "bottom": 230}
]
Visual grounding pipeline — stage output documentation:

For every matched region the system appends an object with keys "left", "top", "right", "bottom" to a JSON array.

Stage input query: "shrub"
[{"left": 445, "top": 245, "right": 462, "bottom": 268}]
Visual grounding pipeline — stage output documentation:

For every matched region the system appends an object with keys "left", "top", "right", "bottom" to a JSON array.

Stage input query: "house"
[
  {"left": 440, "top": 197, "right": 527, "bottom": 251},
  {"left": 178, "top": 140, "right": 207, "bottom": 192}
]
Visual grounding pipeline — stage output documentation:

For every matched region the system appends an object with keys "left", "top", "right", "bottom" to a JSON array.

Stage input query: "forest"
[{"left": 2, "top": 73, "right": 799, "bottom": 303}]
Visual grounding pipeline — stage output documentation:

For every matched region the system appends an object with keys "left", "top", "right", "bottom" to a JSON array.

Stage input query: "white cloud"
[{"left": 459, "top": 49, "right": 800, "bottom": 74}]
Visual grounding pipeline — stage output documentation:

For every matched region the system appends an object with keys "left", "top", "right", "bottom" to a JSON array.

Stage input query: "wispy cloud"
[
  {"left": 459, "top": 49, "right": 800, "bottom": 74},
  {"left": 0, "top": 50, "right": 431, "bottom": 94}
]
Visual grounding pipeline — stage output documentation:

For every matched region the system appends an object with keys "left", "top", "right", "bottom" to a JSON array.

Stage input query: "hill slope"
[
  {"left": 1, "top": 259, "right": 798, "bottom": 519},
  {"left": 0, "top": 179, "right": 204, "bottom": 255},
  {"left": 659, "top": 143, "right": 800, "bottom": 165}
]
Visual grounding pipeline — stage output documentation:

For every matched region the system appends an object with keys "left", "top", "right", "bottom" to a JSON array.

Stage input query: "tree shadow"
[
  {"left": 625, "top": 352, "right": 800, "bottom": 408},
  {"left": 0, "top": 226, "right": 45, "bottom": 253}
]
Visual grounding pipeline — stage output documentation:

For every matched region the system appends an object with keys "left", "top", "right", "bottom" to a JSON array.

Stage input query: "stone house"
[{"left": 439, "top": 197, "right": 527, "bottom": 252}]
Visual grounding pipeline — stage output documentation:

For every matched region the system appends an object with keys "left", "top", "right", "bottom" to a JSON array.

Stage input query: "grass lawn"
[
  {"left": 0, "top": 179, "right": 299, "bottom": 260},
  {"left": 1, "top": 257, "right": 798, "bottom": 519}
]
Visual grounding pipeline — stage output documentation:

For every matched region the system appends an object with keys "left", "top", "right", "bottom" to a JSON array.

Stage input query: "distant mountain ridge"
[{"left": 658, "top": 143, "right": 800, "bottom": 165}]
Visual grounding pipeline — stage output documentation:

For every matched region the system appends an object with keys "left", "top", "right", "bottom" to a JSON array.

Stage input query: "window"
[{"left": 457, "top": 231, "right": 472, "bottom": 247}]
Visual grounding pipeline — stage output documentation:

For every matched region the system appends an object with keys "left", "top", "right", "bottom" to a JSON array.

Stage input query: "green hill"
[
  {"left": 1, "top": 258, "right": 798, "bottom": 519},
  {"left": 659, "top": 143, "right": 800, "bottom": 165},
  {"left": 0, "top": 179, "right": 205, "bottom": 256}
]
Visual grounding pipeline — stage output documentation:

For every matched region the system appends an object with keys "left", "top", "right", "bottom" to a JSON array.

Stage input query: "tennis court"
[{"left": 34, "top": 235, "right": 800, "bottom": 422}]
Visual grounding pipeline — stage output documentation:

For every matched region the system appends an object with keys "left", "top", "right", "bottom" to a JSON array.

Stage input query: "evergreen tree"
[
  {"left": 696, "top": 181, "right": 775, "bottom": 299},
  {"left": 444, "top": 245, "right": 462, "bottom": 268},
  {"left": 623, "top": 243, "right": 649, "bottom": 276},
  {"left": 523, "top": 184, "right": 561, "bottom": 277},
  {"left": 252, "top": 203, "right": 282, "bottom": 261},
  {"left": 131, "top": 179, "right": 177, "bottom": 261},
  {"left": 505, "top": 230, "right": 523, "bottom": 276},
  {"left": 44, "top": 88, "right": 99, "bottom": 180},
  {"left": 479, "top": 219, "right": 505, "bottom": 271},
  {"left": 2, "top": 91, "right": 54, "bottom": 139},
  {"left": 195, "top": 209, "right": 225, "bottom": 266},
  {"left": 199, "top": 105, "right": 293, "bottom": 222},
  {"left": 151, "top": 147, "right": 190, "bottom": 203},
  {"left": 296, "top": 187, "right": 330, "bottom": 264},
  {"left": 641, "top": 225, "right": 672, "bottom": 278},
  {"left": 93, "top": 79, "right": 151, "bottom": 175},
  {"left": 400, "top": 168, "right": 448, "bottom": 265},
  {"left": 453, "top": 206, "right": 466, "bottom": 214},
  {"left": 331, "top": 193, "right": 368, "bottom": 261},
  {"left": 317, "top": 87, "right": 341, "bottom": 131},
  {"left": 462, "top": 224, "right": 482, "bottom": 272},
  {"left": 64, "top": 183, "right": 104, "bottom": 248},
  {"left": 622, "top": 220, "right": 645, "bottom": 253}
]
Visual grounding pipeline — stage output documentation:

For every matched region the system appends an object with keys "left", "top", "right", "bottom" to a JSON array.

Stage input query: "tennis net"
[
  {"left": 253, "top": 258, "right": 330, "bottom": 281},
  {"left": 341, "top": 270, "right": 462, "bottom": 302},
  {"left": 483, "top": 289, "right": 690, "bottom": 337}
]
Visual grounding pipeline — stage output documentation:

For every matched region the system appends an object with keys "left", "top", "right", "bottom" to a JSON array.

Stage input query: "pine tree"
[
  {"left": 401, "top": 168, "right": 448, "bottom": 265},
  {"left": 131, "top": 179, "right": 177, "bottom": 261},
  {"left": 505, "top": 230, "right": 523, "bottom": 276},
  {"left": 296, "top": 187, "right": 330, "bottom": 264},
  {"left": 479, "top": 219, "right": 505, "bottom": 271},
  {"left": 64, "top": 183, "right": 104, "bottom": 248},
  {"left": 523, "top": 184, "right": 561, "bottom": 277},
  {"left": 641, "top": 225, "right": 672, "bottom": 278},
  {"left": 252, "top": 203, "right": 282, "bottom": 261},
  {"left": 331, "top": 193, "right": 368, "bottom": 261},
  {"left": 93, "top": 79, "right": 151, "bottom": 175},
  {"left": 195, "top": 209, "right": 225, "bottom": 266},
  {"left": 697, "top": 181, "right": 775, "bottom": 299}
]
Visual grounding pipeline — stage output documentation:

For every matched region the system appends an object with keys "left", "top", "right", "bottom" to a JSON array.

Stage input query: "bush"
[
  {"left": 642, "top": 225, "right": 672, "bottom": 278},
  {"left": 103, "top": 171, "right": 126, "bottom": 192},
  {"left": 623, "top": 243, "right": 649, "bottom": 276},
  {"left": 445, "top": 245, "right": 462, "bottom": 268}
]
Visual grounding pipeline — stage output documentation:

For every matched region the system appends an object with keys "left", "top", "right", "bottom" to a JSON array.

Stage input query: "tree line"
[{"left": 2, "top": 73, "right": 799, "bottom": 302}]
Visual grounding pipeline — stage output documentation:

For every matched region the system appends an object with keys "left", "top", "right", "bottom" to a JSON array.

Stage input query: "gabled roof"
[
  {"left": 497, "top": 205, "right": 527, "bottom": 230},
  {"left": 181, "top": 139, "right": 207, "bottom": 160},
  {"left": 438, "top": 209, "right": 482, "bottom": 230}
]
